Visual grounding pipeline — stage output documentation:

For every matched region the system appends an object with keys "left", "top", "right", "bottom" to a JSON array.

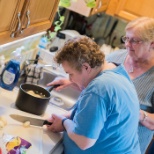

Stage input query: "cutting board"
[{"left": 0, "top": 124, "right": 43, "bottom": 154}]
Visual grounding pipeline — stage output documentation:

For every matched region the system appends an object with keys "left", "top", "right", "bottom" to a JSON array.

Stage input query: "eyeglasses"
[{"left": 122, "top": 36, "right": 144, "bottom": 45}]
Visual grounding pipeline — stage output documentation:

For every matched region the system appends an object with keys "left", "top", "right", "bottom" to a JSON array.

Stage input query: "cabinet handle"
[
  {"left": 20, "top": 10, "right": 31, "bottom": 34},
  {"left": 10, "top": 12, "right": 21, "bottom": 38},
  {"left": 95, "top": 0, "right": 102, "bottom": 12}
]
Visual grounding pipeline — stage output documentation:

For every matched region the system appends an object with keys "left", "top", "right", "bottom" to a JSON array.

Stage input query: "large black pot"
[{"left": 15, "top": 83, "right": 58, "bottom": 115}]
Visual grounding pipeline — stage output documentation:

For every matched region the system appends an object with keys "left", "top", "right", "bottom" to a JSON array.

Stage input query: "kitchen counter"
[{"left": 0, "top": 86, "right": 67, "bottom": 154}]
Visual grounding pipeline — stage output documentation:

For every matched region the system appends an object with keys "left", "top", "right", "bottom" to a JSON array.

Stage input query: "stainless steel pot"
[{"left": 15, "top": 83, "right": 58, "bottom": 115}]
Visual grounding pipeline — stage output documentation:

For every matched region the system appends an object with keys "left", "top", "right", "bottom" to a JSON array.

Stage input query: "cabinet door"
[
  {"left": 0, "top": 0, "right": 24, "bottom": 44},
  {"left": 91, "top": 0, "right": 110, "bottom": 15},
  {"left": 115, "top": 0, "right": 154, "bottom": 21},
  {"left": 0, "top": 0, "right": 59, "bottom": 44},
  {"left": 20, "top": 0, "right": 59, "bottom": 37}
]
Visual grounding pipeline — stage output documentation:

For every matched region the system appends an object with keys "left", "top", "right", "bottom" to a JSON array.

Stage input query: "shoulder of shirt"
[{"left": 106, "top": 49, "right": 127, "bottom": 60}]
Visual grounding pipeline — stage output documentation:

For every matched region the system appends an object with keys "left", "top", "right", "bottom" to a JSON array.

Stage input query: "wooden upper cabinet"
[
  {"left": 21, "top": 0, "right": 59, "bottom": 37},
  {"left": 0, "top": 0, "right": 23, "bottom": 44},
  {"left": 67, "top": 0, "right": 110, "bottom": 17},
  {"left": 91, "top": 0, "right": 110, "bottom": 15},
  {"left": 115, "top": 0, "right": 154, "bottom": 21},
  {"left": 0, "top": 0, "right": 59, "bottom": 44}
]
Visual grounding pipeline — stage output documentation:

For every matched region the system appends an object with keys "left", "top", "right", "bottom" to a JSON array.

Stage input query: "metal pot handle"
[{"left": 45, "top": 85, "right": 60, "bottom": 92}]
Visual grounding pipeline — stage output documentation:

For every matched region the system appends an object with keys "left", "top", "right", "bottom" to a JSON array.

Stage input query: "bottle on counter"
[
  {"left": 0, "top": 46, "right": 24, "bottom": 91},
  {"left": 39, "top": 36, "right": 48, "bottom": 49},
  {"left": 34, "top": 36, "right": 48, "bottom": 64}
]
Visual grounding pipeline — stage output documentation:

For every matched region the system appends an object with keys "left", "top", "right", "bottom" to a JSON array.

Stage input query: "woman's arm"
[
  {"left": 47, "top": 114, "right": 96, "bottom": 150},
  {"left": 140, "top": 110, "right": 154, "bottom": 130},
  {"left": 63, "top": 119, "right": 96, "bottom": 150},
  {"left": 47, "top": 77, "right": 81, "bottom": 91}
]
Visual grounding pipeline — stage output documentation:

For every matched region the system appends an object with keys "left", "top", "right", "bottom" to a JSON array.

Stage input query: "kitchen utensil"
[
  {"left": 10, "top": 114, "right": 52, "bottom": 126},
  {"left": 15, "top": 83, "right": 59, "bottom": 115}
]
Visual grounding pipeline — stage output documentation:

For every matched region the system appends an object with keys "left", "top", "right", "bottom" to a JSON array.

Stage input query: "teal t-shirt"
[{"left": 63, "top": 65, "right": 141, "bottom": 154}]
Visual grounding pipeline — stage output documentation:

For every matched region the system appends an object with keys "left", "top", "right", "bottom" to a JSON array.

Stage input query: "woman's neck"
[
  {"left": 87, "top": 61, "right": 116, "bottom": 83},
  {"left": 128, "top": 55, "right": 154, "bottom": 69},
  {"left": 124, "top": 55, "right": 154, "bottom": 79}
]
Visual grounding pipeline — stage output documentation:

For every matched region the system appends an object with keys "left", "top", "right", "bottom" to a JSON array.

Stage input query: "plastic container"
[
  {"left": 34, "top": 36, "right": 48, "bottom": 64},
  {"left": 39, "top": 36, "right": 48, "bottom": 49},
  {"left": 0, "top": 46, "right": 24, "bottom": 91}
]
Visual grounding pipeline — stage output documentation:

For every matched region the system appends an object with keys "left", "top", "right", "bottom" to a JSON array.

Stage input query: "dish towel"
[{"left": 24, "top": 64, "right": 44, "bottom": 85}]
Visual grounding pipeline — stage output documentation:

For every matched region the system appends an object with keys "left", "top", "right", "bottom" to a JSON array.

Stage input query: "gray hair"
[{"left": 125, "top": 17, "right": 154, "bottom": 41}]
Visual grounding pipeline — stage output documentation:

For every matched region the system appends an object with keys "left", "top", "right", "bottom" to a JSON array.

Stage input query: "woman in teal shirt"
[{"left": 47, "top": 36, "right": 140, "bottom": 154}]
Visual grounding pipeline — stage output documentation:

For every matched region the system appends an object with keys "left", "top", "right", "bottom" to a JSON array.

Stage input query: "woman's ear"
[
  {"left": 150, "top": 41, "right": 154, "bottom": 50},
  {"left": 82, "top": 63, "right": 91, "bottom": 73}
]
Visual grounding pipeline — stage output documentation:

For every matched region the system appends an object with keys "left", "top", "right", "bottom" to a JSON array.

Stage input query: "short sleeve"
[{"left": 73, "top": 93, "right": 107, "bottom": 139}]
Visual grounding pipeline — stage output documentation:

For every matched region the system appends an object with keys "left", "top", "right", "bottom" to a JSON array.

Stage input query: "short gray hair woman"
[{"left": 107, "top": 17, "right": 154, "bottom": 154}]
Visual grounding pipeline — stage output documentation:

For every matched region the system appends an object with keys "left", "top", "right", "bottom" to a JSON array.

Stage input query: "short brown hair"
[{"left": 55, "top": 36, "right": 105, "bottom": 72}]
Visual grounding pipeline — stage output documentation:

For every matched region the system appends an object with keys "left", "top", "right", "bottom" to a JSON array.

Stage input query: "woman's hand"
[
  {"left": 139, "top": 110, "right": 146, "bottom": 122},
  {"left": 46, "top": 113, "right": 96, "bottom": 150},
  {"left": 46, "top": 114, "right": 66, "bottom": 132},
  {"left": 139, "top": 110, "right": 154, "bottom": 130},
  {"left": 47, "top": 77, "right": 80, "bottom": 91}
]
